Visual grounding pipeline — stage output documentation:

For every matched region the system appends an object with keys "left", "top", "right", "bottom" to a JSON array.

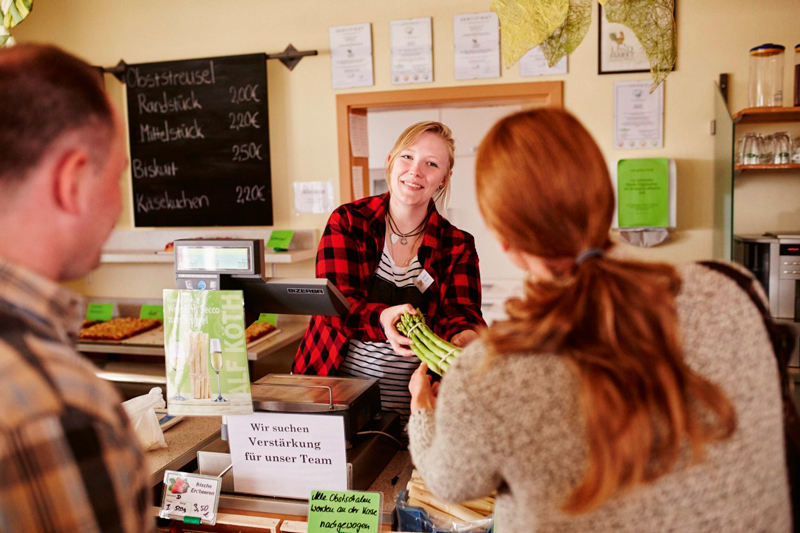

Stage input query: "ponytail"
[{"left": 483, "top": 256, "right": 736, "bottom": 513}]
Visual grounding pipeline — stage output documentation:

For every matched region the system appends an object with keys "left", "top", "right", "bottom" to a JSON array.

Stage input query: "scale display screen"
[{"left": 176, "top": 246, "right": 251, "bottom": 272}]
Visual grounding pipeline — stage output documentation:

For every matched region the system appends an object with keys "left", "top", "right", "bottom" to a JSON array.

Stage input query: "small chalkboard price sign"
[{"left": 125, "top": 54, "right": 272, "bottom": 227}]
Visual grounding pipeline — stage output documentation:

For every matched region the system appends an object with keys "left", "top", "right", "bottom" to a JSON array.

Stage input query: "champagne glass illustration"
[
  {"left": 167, "top": 340, "right": 187, "bottom": 401},
  {"left": 210, "top": 338, "right": 227, "bottom": 403}
]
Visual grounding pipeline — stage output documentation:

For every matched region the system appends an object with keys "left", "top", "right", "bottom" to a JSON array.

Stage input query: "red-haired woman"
[{"left": 408, "top": 108, "right": 790, "bottom": 532}]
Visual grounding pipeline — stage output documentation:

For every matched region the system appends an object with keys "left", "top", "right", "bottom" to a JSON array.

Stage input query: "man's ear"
[{"left": 52, "top": 149, "right": 90, "bottom": 215}]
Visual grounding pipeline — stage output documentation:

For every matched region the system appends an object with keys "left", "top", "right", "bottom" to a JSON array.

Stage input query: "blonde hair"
[
  {"left": 475, "top": 108, "right": 736, "bottom": 514},
  {"left": 386, "top": 121, "right": 455, "bottom": 207}
]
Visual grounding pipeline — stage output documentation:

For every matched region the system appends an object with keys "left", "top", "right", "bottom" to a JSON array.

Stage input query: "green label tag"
[
  {"left": 267, "top": 230, "right": 294, "bottom": 251},
  {"left": 257, "top": 313, "right": 277, "bottom": 325},
  {"left": 307, "top": 490, "right": 381, "bottom": 533},
  {"left": 183, "top": 516, "right": 201, "bottom": 525},
  {"left": 85, "top": 303, "right": 113, "bottom": 321},
  {"left": 139, "top": 304, "right": 163, "bottom": 320},
  {"left": 617, "top": 158, "right": 670, "bottom": 228}
]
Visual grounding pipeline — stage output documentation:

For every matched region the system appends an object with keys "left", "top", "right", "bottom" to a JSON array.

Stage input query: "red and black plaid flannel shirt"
[{"left": 293, "top": 193, "right": 485, "bottom": 375}]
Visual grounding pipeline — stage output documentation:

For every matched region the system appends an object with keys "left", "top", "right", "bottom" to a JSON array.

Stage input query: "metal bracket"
[
  {"left": 103, "top": 59, "right": 128, "bottom": 83},
  {"left": 266, "top": 44, "right": 317, "bottom": 71}
]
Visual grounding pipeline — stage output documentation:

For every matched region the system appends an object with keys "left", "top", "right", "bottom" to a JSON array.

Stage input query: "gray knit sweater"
[{"left": 409, "top": 263, "right": 791, "bottom": 532}]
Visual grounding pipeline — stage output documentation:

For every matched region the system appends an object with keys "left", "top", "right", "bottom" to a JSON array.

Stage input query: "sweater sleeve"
[{"left": 407, "top": 343, "right": 503, "bottom": 503}]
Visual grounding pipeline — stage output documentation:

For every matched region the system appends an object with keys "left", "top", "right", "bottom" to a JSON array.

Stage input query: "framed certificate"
[{"left": 598, "top": 3, "right": 676, "bottom": 75}]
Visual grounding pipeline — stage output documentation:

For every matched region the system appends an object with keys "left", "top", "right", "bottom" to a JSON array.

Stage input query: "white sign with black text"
[
  {"left": 228, "top": 412, "right": 348, "bottom": 499},
  {"left": 329, "top": 23, "right": 374, "bottom": 89},
  {"left": 453, "top": 12, "right": 500, "bottom": 80}
]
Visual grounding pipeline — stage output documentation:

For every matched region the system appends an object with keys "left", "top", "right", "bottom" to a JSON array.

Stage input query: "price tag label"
[
  {"left": 85, "top": 303, "right": 113, "bottom": 322},
  {"left": 257, "top": 313, "right": 277, "bottom": 325},
  {"left": 139, "top": 304, "right": 163, "bottom": 320},
  {"left": 159, "top": 470, "right": 221, "bottom": 526},
  {"left": 307, "top": 489, "right": 382, "bottom": 533},
  {"left": 267, "top": 230, "right": 294, "bottom": 251}
]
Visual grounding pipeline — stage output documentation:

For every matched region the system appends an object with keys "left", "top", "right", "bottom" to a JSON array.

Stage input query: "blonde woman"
[
  {"left": 408, "top": 108, "right": 790, "bottom": 532},
  {"left": 295, "top": 121, "right": 485, "bottom": 421}
]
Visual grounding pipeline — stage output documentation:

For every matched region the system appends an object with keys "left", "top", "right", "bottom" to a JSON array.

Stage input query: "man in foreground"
[{"left": 0, "top": 43, "right": 154, "bottom": 532}]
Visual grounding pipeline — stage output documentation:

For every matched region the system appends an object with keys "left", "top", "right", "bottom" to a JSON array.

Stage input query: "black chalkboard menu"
[{"left": 125, "top": 54, "right": 272, "bottom": 227}]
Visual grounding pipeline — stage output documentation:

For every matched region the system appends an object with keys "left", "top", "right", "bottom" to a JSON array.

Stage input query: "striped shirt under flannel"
[
  {"left": 294, "top": 193, "right": 486, "bottom": 376},
  {"left": 341, "top": 245, "right": 423, "bottom": 420},
  {"left": 0, "top": 258, "right": 154, "bottom": 533}
]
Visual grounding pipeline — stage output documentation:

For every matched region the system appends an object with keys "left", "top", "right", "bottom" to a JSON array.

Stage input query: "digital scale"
[{"left": 173, "top": 238, "right": 349, "bottom": 325}]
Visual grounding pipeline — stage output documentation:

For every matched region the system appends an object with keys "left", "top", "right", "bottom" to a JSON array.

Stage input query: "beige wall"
[{"left": 12, "top": 0, "right": 800, "bottom": 297}]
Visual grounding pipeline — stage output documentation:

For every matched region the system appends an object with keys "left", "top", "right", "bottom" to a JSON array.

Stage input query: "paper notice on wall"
[
  {"left": 520, "top": 46, "right": 567, "bottom": 76},
  {"left": 349, "top": 114, "right": 369, "bottom": 159},
  {"left": 614, "top": 81, "right": 664, "bottom": 149},
  {"left": 329, "top": 23, "right": 374, "bottom": 89},
  {"left": 391, "top": 17, "right": 433, "bottom": 84},
  {"left": 454, "top": 12, "right": 500, "bottom": 80},
  {"left": 612, "top": 158, "right": 675, "bottom": 247},
  {"left": 294, "top": 182, "right": 334, "bottom": 215},
  {"left": 351, "top": 167, "right": 364, "bottom": 199}
]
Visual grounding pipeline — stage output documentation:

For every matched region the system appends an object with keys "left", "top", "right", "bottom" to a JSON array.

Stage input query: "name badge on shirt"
[{"left": 414, "top": 269, "right": 434, "bottom": 293}]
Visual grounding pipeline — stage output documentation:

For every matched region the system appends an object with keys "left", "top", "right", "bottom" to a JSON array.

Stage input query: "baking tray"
[{"left": 77, "top": 326, "right": 282, "bottom": 358}]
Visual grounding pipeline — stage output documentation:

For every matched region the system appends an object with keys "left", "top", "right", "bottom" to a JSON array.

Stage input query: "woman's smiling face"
[{"left": 388, "top": 131, "right": 451, "bottom": 208}]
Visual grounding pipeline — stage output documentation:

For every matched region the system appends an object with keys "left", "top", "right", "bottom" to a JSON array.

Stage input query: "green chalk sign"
[
  {"left": 267, "top": 230, "right": 294, "bottom": 251},
  {"left": 257, "top": 313, "right": 277, "bottom": 325},
  {"left": 85, "top": 303, "right": 113, "bottom": 322},
  {"left": 617, "top": 158, "right": 670, "bottom": 228},
  {"left": 307, "top": 489, "right": 381, "bottom": 533},
  {"left": 140, "top": 304, "right": 164, "bottom": 320}
]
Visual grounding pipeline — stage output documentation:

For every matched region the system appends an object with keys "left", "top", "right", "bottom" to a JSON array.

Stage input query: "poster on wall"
[
  {"left": 391, "top": 17, "right": 433, "bottom": 84},
  {"left": 613, "top": 80, "right": 664, "bottom": 149},
  {"left": 329, "top": 23, "right": 374, "bottom": 89},
  {"left": 453, "top": 12, "right": 500, "bottom": 80}
]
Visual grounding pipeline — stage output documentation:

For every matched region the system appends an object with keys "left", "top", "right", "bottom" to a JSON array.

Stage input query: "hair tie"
[{"left": 575, "top": 247, "right": 605, "bottom": 265}]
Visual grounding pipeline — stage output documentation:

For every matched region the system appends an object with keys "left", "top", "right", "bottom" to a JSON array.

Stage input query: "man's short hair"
[{"left": 0, "top": 44, "right": 115, "bottom": 185}]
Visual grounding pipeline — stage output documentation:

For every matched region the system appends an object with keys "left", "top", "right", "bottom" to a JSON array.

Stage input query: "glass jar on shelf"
[{"left": 749, "top": 43, "right": 785, "bottom": 108}]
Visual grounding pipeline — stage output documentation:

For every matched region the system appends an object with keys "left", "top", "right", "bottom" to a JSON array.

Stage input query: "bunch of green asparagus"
[{"left": 395, "top": 310, "right": 461, "bottom": 375}]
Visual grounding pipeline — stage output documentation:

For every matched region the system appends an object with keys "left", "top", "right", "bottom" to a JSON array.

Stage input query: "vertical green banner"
[
  {"left": 162, "top": 290, "right": 252, "bottom": 416},
  {"left": 617, "top": 158, "right": 670, "bottom": 228}
]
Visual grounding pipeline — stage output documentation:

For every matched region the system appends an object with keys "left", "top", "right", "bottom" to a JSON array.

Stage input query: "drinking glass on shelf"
[
  {"left": 167, "top": 340, "right": 187, "bottom": 401},
  {"left": 793, "top": 137, "right": 800, "bottom": 163},
  {"left": 774, "top": 132, "right": 792, "bottom": 164},
  {"left": 210, "top": 338, "right": 227, "bottom": 403},
  {"left": 735, "top": 136, "right": 744, "bottom": 165},
  {"left": 742, "top": 133, "right": 763, "bottom": 165},
  {"left": 761, "top": 134, "right": 776, "bottom": 165}
]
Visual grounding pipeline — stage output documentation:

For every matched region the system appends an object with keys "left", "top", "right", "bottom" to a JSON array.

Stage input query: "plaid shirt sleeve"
[
  {"left": 294, "top": 200, "right": 389, "bottom": 375},
  {"left": 436, "top": 233, "right": 486, "bottom": 340},
  {"left": 318, "top": 205, "right": 389, "bottom": 339}
]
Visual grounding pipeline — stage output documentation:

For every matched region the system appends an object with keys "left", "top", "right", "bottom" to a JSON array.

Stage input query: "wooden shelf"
[
  {"left": 735, "top": 163, "right": 800, "bottom": 173},
  {"left": 733, "top": 106, "right": 800, "bottom": 124}
]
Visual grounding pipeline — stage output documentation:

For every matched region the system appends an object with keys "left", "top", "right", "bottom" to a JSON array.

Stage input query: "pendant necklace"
[{"left": 386, "top": 210, "right": 427, "bottom": 245}]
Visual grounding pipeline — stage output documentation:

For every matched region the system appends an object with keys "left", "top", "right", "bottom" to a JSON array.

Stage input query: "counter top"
[
  {"left": 147, "top": 414, "right": 413, "bottom": 523},
  {"left": 146, "top": 415, "right": 221, "bottom": 487}
]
